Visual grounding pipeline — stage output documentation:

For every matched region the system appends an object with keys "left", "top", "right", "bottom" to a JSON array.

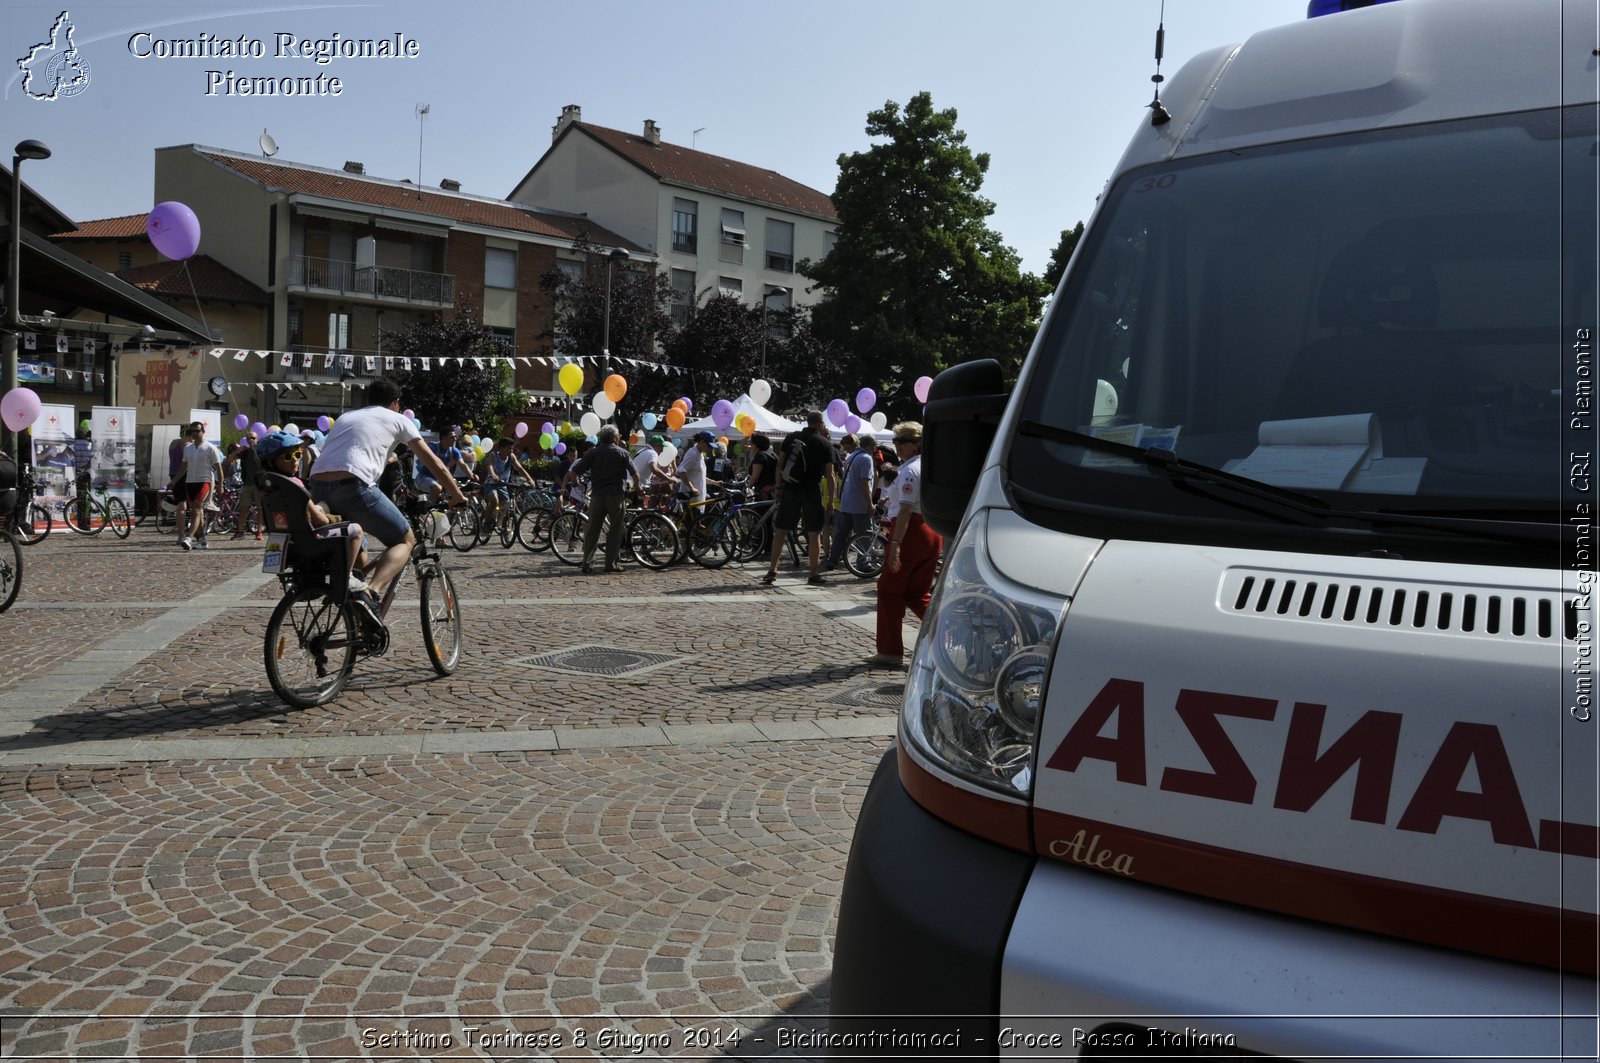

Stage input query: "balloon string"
[{"left": 181, "top": 259, "right": 223, "bottom": 389}]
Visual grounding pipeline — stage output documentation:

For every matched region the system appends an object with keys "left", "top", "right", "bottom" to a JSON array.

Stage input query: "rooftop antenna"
[
  {"left": 259, "top": 128, "right": 278, "bottom": 157},
  {"left": 416, "top": 103, "right": 428, "bottom": 196},
  {"left": 692, "top": 127, "right": 705, "bottom": 149},
  {"left": 1148, "top": 0, "right": 1171, "bottom": 126}
]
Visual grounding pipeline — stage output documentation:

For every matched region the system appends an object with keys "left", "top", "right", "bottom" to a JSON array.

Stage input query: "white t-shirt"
[
  {"left": 677, "top": 447, "right": 707, "bottom": 502},
  {"left": 313, "top": 406, "right": 422, "bottom": 486},
  {"left": 184, "top": 441, "right": 226, "bottom": 484},
  {"left": 633, "top": 448, "right": 660, "bottom": 489},
  {"left": 894, "top": 455, "right": 923, "bottom": 518}
]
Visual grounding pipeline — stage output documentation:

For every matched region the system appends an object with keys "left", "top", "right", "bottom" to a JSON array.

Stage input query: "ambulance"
[{"left": 830, "top": 0, "right": 1599, "bottom": 1057}]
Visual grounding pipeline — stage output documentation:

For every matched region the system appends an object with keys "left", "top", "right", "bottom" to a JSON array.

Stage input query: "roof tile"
[{"left": 116, "top": 254, "right": 270, "bottom": 305}]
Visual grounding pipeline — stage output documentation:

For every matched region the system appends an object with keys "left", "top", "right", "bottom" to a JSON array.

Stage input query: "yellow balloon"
[{"left": 558, "top": 363, "right": 584, "bottom": 397}]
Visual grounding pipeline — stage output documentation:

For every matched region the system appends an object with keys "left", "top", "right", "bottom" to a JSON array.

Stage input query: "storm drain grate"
[
  {"left": 823, "top": 682, "right": 907, "bottom": 710},
  {"left": 513, "top": 644, "right": 686, "bottom": 679}
]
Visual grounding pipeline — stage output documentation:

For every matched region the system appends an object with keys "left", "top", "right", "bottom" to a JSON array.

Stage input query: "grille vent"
[{"left": 1221, "top": 570, "right": 1562, "bottom": 642}]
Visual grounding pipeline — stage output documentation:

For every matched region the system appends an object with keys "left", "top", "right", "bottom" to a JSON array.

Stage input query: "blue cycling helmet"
[{"left": 256, "top": 429, "right": 303, "bottom": 462}]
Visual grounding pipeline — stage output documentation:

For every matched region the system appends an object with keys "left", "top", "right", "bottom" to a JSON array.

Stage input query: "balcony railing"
[{"left": 286, "top": 255, "right": 454, "bottom": 307}]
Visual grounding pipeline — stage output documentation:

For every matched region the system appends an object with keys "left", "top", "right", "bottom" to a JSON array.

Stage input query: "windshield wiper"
[
  {"left": 1018, "top": 420, "right": 1332, "bottom": 525},
  {"left": 1017, "top": 420, "right": 1557, "bottom": 545}
]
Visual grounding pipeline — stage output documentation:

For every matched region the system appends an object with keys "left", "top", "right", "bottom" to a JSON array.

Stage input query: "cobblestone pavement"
[{"left": 0, "top": 526, "right": 917, "bottom": 1060}]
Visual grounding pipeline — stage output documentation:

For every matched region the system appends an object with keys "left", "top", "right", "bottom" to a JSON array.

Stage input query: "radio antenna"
[
  {"left": 412, "top": 103, "right": 432, "bottom": 196},
  {"left": 1148, "top": 0, "right": 1171, "bottom": 126}
]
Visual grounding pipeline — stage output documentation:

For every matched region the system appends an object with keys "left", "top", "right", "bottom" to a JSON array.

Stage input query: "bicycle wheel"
[
  {"left": 12, "top": 502, "right": 47, "bottom": 545},
  {"left": 448, "top": 500, "right": 482, "bottom": 552},
  {"left": 628, "top": 511, "right": 679, "bottom": 570},
  {"left": 263, "top": 588, "right": 356, "bottom": 708},
  {"left": 64, "top": 496, "right": 101, "bottom": 535},
  {"left": 516, "top": 508, "right": 555, "bottom": 553},
  {"left": 732, "top": 507, "right": 767, "bottom": 563},
  {"left": 687, "top": 514, "right": 736, "bottom": 569},
  {"left": 498, "top": 512, "right": 515, "bottom": 549},
  {"left": 0, "top": 530, "right": 21, "bottom": 612},
  {"left": 418, "top": 562, "right": 462, "bottom": 676},
  {"left": 548, "top": 511, "right": 588, "bottom": 566},
  {"left": 105, "top": 497, "right": 132, "bottom": 539},
  {"left": 846, "top": 530, "right": 886, "bottom": 578}
]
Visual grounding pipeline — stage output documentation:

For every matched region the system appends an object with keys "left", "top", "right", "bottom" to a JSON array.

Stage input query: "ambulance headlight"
[{"left": 902, "top": 512, "right": 1065, "bottom": 797}]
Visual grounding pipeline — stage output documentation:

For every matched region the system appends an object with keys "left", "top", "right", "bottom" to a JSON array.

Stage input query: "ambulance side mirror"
[{"left": 921, "top": 359, "right": 1008, "bottom": 538}]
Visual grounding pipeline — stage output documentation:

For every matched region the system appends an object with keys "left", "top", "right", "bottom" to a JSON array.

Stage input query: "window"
[
  {"left": 485, "top": 326, "right": 515, "bottom": 355},
  {"left": 671, "top": 269, "right": 695, "bottom": 327},
  {"left": 287, "top": 309, "right": 303, "bottom": 346},
  {"left": 556, "top": 260, "right": 584, "bottom": 292},
  {"left": 328, "top": 311, "right": 350, "bottom": 353},
  {"left": 763, "top": 285, "right": 792, "bottom": 337},
  {"left": 485, "top": 247, "right": 517, "bottom": 289},
  {"left": 766, "top": 219, "right": 794, "bottom": 273},
  {"left": 673, "top": 198, "right": 698, "bottom": 254},
  {"left": 718, "top": 276, "right": 743, "bottom": 297},
  {"left": 719, "top": 208, "right": 745, "bottom": 265},
  {"left": 824, "top": 230, "right": 839, "bottom": 257},
  {"left": 116, "top": 250, "right": 132, "bottom": 271}
]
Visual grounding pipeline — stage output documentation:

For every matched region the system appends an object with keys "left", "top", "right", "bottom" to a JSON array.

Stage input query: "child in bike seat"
[{"left": 257, "top": 431, "right": 367, "bottom": 597}]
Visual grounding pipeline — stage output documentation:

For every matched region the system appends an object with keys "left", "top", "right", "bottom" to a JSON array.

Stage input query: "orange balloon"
[
  {"left": 665, "top": 407, "right": 686, "bottom": 431},
  {"left": 604, "top": 374, "right": 628, "bottom": 403},
  {"left": 671, "top": 398, "right": 688, "bottom": 412}
]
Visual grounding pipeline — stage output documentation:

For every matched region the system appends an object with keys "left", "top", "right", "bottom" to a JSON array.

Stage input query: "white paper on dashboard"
[
  {"left": 1346, "top": 457, "right": 1427, "bottom": 495},
  {"left": 1229, "top": 413, "right": 1378, "bottom": 490}
]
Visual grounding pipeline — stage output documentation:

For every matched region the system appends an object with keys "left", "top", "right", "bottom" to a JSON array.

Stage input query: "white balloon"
[
  {"left": 749, "top": 378, "right": 772, "bottom": 406},
  {"left": 593, "top": 394, "right": 616, "bottom": 419},
  {"left": 580, "top": 412, "right": 602, "bottom": 436},
  {"left": 870, "top": 411, "right": 887, "bottom": 431},
  {"left": 659, "top": 443, "right": 678, "bottom": 465}
]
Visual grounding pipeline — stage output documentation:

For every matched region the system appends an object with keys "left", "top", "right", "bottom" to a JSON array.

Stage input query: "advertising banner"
[
  {"left": 30, "top": 403, "right": 76, "bottom": 509},
  {"left": 91, "top": 406, "right": 137, "bottom": 508}
]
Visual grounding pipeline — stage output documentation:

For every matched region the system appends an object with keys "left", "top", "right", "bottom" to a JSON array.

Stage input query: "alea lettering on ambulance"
[{"left": 1031, "top": 543, "right": 1595, "bottom": 974}]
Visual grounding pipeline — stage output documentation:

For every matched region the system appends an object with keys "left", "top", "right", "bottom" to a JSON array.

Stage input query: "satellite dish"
[{"left": 259, "top": 129, "right": 278, "bottom": 157}]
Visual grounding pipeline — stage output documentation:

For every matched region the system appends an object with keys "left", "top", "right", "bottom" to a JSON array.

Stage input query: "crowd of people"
[{"left": 160, "top": 380, "right": 943, "bottom": 670}]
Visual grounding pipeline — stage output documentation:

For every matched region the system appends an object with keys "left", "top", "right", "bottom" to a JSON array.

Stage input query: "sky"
[{"left": 4, "top": 0, "right": 1300, "bottom": 275}]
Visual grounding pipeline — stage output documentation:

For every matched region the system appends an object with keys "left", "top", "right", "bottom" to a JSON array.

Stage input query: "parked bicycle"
[
  {"left": 546, "top": 496, "right": 679, "bottom": 570},
  {"left": 4, "top": 464, "right": 50, "bottom": 545},
  {"left": 31, "top": 477, "right": 132, "bottom": 539},
  {"left": 259, "top": 473, "right": 462, "bottom": 709},
  {"left": 0, "top": 465, "right": 20, "bottom": 610}
]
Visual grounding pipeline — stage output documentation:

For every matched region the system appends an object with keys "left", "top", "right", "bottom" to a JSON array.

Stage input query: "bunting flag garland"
[
  {"left": 192, "top": 346, "right": 802, "bottom": 393},
  {"left": 23, "top": 333, "right": 36, "bottom": 351}
]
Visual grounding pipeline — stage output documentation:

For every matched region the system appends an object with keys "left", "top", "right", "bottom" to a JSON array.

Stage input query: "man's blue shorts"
[{"left": 309, "top": 478, "right": 410, "bottom": 550}]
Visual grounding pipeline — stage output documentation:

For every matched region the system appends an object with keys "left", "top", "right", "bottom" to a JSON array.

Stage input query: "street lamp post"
[
  {"left": 759, "top": 286, "right": 789, "bottom": 378},
  {"left": 4, "top": 139, "right": 51, "bottom": 460},
  {"left": 599, "top": 247, "right": 629, "bottom": 382}
]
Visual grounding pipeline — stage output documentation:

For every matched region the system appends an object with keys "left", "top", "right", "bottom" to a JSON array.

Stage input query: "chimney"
[
  {"left": 643, "top": 119, "right": 661, "bottom": 146},
  {"left": 342, "top": 160, "right": 364, "bottom": 174},
  {"left": 440, "top": 178, "right": 461, "bottom": 192},
  {"left": 553, "top": 104, "right": 582, "bottom": 141}
]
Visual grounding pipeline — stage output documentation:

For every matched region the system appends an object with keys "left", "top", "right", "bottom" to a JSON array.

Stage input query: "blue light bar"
[{"left": 1308, "top": 0, "right": 1403, "bottom": 16}]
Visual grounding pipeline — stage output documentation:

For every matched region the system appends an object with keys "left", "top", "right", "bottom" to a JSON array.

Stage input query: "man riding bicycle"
[{"left": 309, "top": 379, "right": 466, "bottom": 617}]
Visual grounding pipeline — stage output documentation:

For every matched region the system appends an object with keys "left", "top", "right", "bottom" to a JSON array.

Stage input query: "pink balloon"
[
  {"left": 515, "top": 422, "right": 529, "bottom": 438},
  {"left": 914, "top": 375, "right": 934, "bottom": 404},
  {"left": 146, "top": 201, "right": 202, "bottom": 260},
  {"left": 0, "top": 387, "right": 41, "bottom": 433}
]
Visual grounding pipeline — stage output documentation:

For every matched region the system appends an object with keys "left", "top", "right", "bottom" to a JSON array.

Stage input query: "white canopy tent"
[{"left": 678, "top": 394, "right": 804, "bottom": 438}]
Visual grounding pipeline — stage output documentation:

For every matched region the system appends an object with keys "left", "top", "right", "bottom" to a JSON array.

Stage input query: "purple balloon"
[
  {"left": 826, "top": 398, "right": 849, "bottom": 427},
  {"left": 711, "top": 399, "right": 735, "bottom": 430},
  {"left": 317, "top": 415, "right": 332, "bottom": 432},
  {"left": 251, "top": 421, "right": 268, "bottom": 438},
  {"left": 541, "top": 422, "right": 555, "bottom": 435},
  {"left": 678, "top": 396, "right": 693, "bottom": 414},
  {"left": 146, "top": 201, "right": 202, "bottom": 260},
  {"left": 845, "top": 414, "right": 862, "bottom": 434},
  {"left": 855, "top": 387, "right": 876, "bottom": 414},
  {"left": 515, "top": 422, "right": 529, "bottom": 438},
  {"left": 233, "top": 413, "right": 249, "bottom": 430},
  {"left": 554, "top": 442, "right": 567, "bottom": 455}
]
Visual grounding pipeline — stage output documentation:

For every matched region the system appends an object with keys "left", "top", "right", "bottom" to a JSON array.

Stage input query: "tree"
[
  {"left": 801, "top": 92, "right": 1048, "bottom": 414},
  {"left": 537, "top": 234, "right": 674, "bottom": 434},
  {"left": 1044, "top": 222, "right": 1085, "bottom": 294},
  {"left": 379, "top": 305, "right": 524, "bottom": 434}
]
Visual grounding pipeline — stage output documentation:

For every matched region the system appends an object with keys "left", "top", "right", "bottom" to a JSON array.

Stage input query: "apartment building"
[{"left": 508, "top": 106, "right": 838, "bottom": 328}]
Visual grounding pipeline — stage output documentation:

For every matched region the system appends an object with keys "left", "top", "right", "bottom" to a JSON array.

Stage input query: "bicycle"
[
  {"left": 0, "top": 473, "right": 20, "bottom": 611},
  {"left": 546, "top": 497, "right": 679, "bottom": 570},
  {"left": 4, "top": 465, "right": 50, "bottom": 545},
  {"left": 259, "top": 473, "right": 462, "bottom": 709},
  {"left": 36, "top": 477, "right": 132, "bottom": 538}
]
